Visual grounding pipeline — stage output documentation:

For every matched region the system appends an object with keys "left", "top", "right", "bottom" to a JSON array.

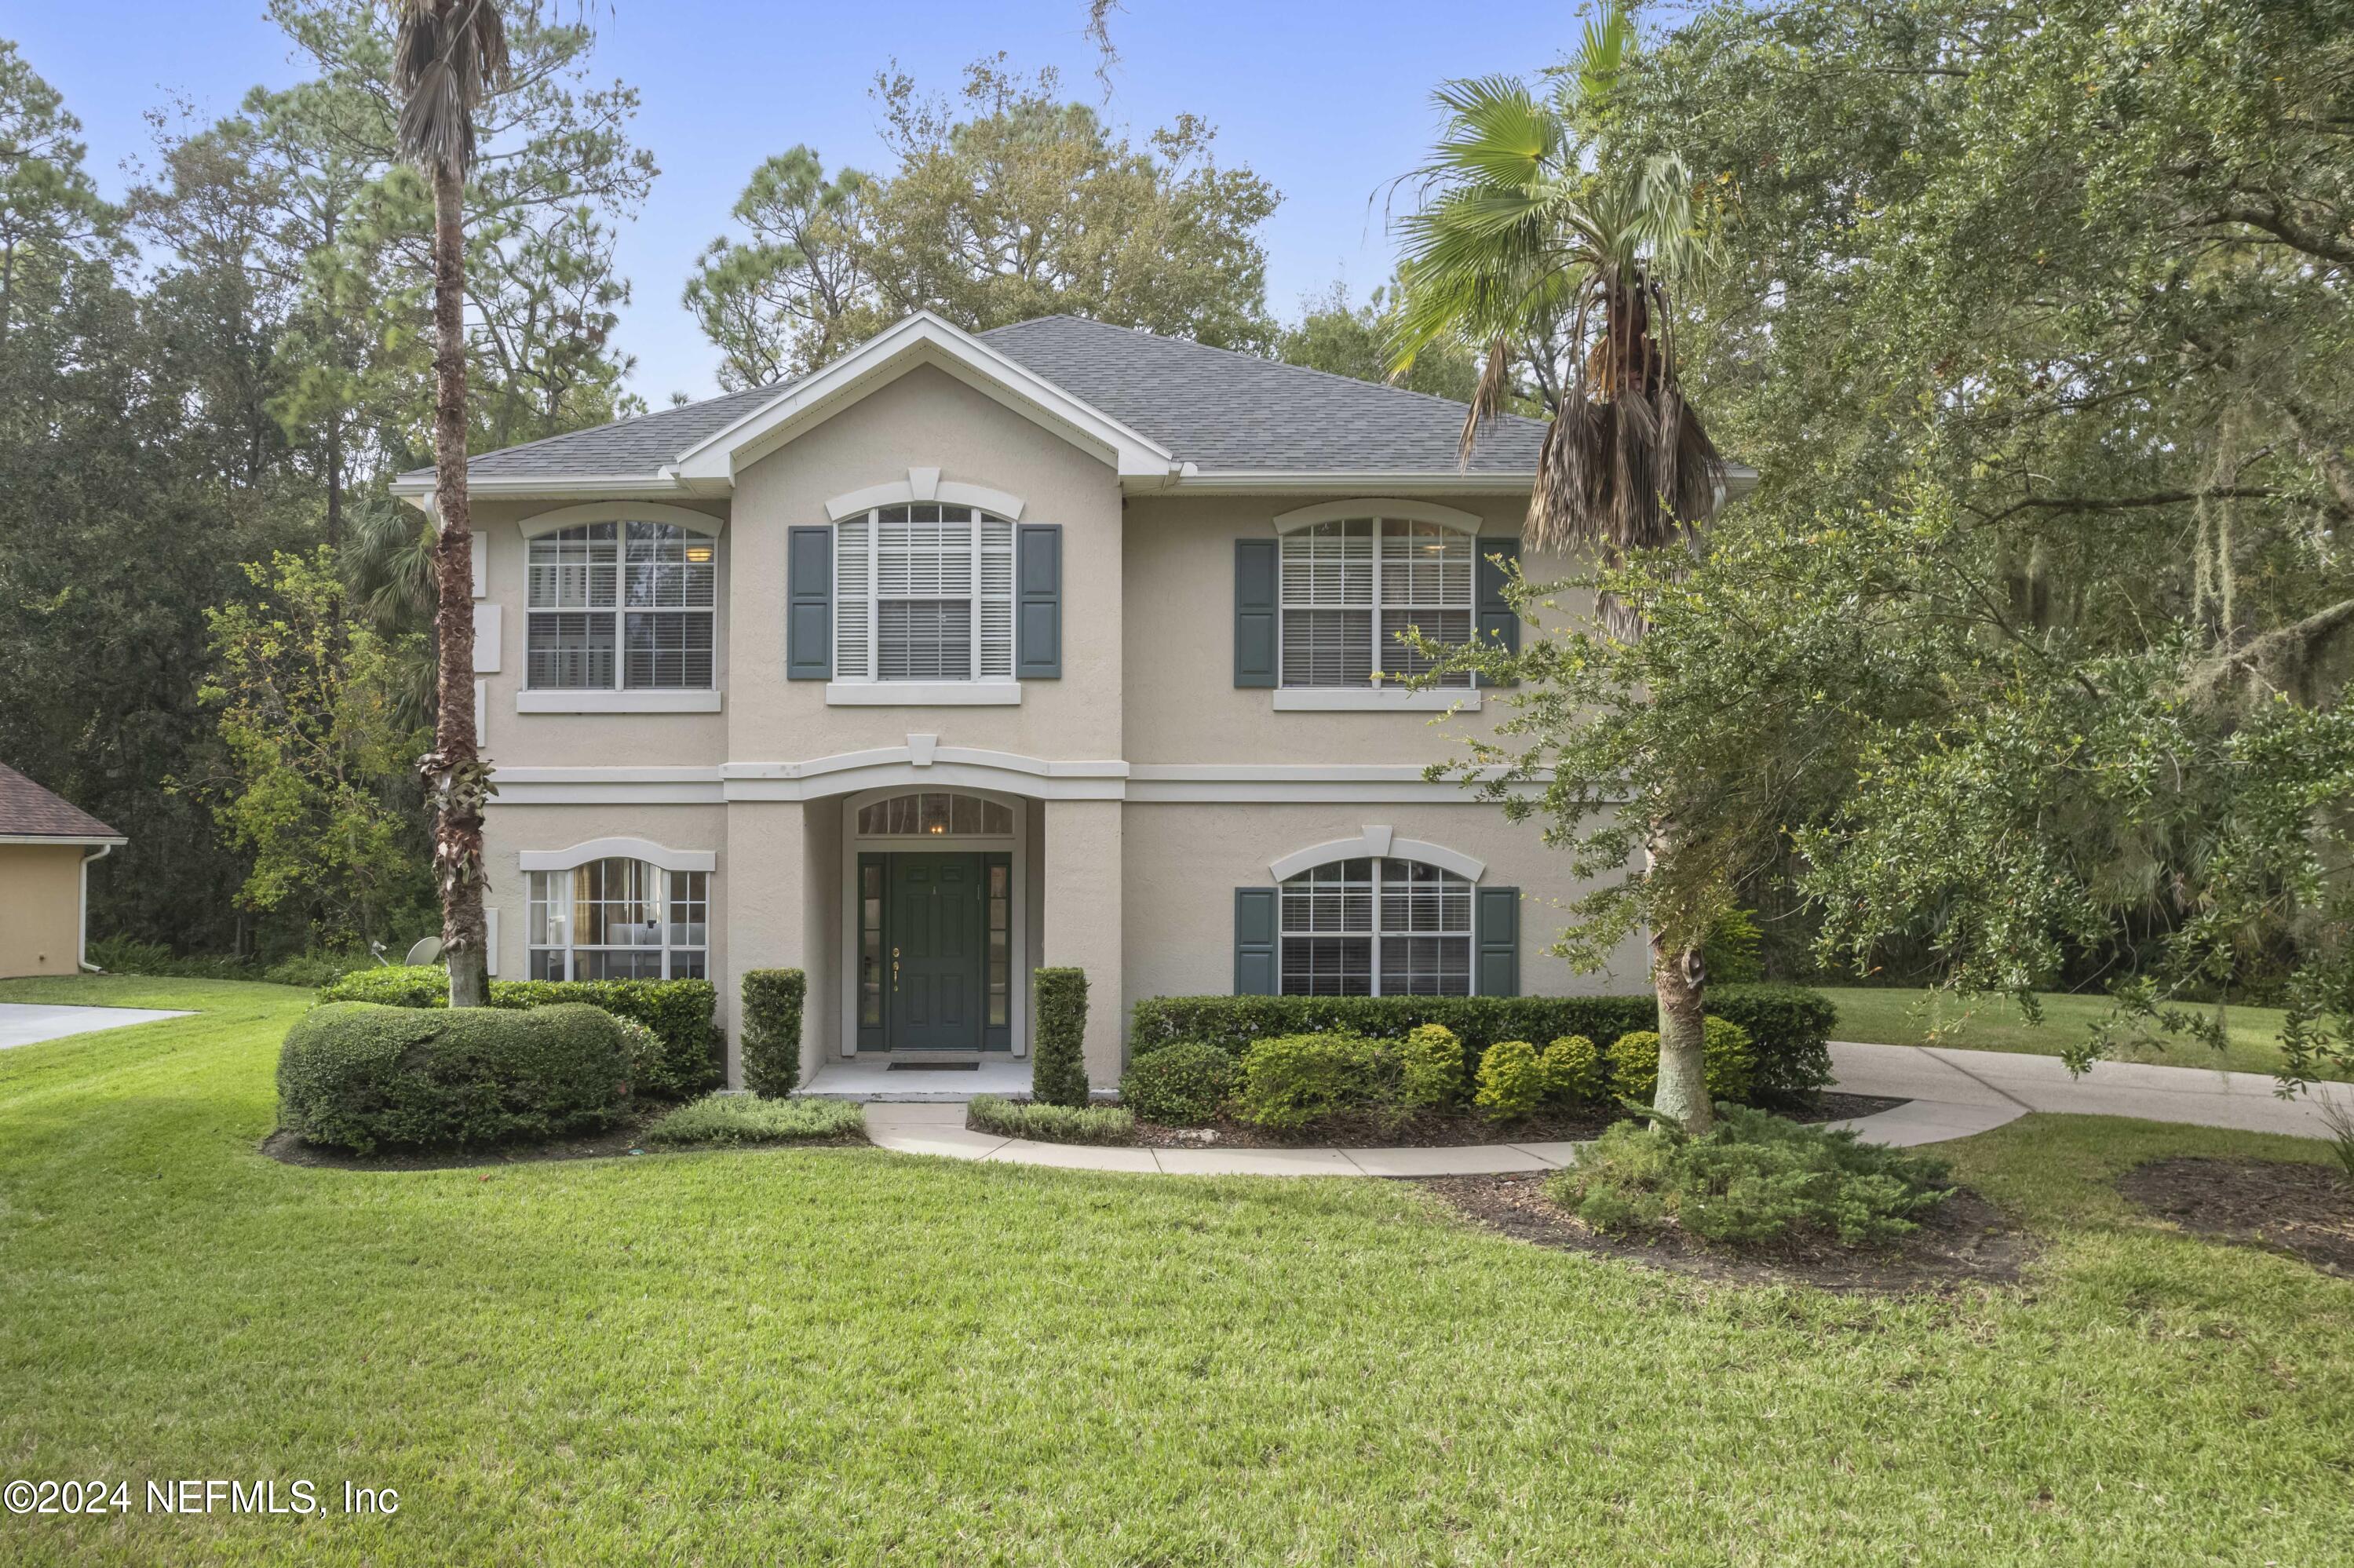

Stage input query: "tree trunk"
[
  {"left": 422, "top": 156, "right": 491, "bottom": 1008},
  {"left": 1645, "top": 832, "right": 1713, "bottom": 1134}
]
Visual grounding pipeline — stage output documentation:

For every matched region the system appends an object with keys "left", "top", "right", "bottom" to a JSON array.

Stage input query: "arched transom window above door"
[{"left": 854, "top": 791, "right": 1016, "bottom": 837}]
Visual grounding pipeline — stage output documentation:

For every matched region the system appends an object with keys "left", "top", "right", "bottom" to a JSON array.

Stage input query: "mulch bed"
[
  {"left": 1126, "top": 1092, "right": 1910, "bottom": 1150},
  {"left": 2119, "top": 1156, "right": 2354, "bottom": 1278},
  {"left": 1420, "top": 1172, "right": 2031, "bottom": 1294},
  {"left": 258, "top": 1105, "right": 861, "bottom": 1171}
]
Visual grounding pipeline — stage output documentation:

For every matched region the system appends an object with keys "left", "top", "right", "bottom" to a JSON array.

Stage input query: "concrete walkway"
[
  {"left": 0, "top": 1002, "right": 194, "bottom": 1051},
  {"left": 859, "top": 1041, "right": 2354, "bottom": 1177}
]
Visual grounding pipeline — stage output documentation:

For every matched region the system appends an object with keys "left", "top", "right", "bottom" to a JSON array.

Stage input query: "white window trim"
[
  {"left": 830, "top": 503, "right": 1018, "bottom": 687},
  {"left": 517, "top": 689, "right": 723, "bottom": 713},
  {"left": 826, "top": 681, "right": 1020, "bottom": 706},
  {"left": 1272, "top": 688, "right": 1480, "bottom": 713},
  {"left": 520, "top": 837, "right": 716, "bottom": 873},
  {"left": 1269, "top": 827, "right": 1486, "bottom": 884},
  {"left": 838, "top": 786, "right": 1029, "bottom": 1060},
  {"left": 520, "top": 503, "right": 724, "bottom": 698},
  {"left": 524, "top": 860, "right": 710, "bottom": 983},
  {"left": 824, "top": 469, "right": 1027, "bottom": 522},
  {"left": 1268, "top": 502, "right": 1484, "bottom": 698}
]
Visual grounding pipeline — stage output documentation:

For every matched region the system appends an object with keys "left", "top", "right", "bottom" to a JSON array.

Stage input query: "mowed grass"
[
  {"left": 1815, "top": 984, "right": 2345, "bottom": 1080},
  {"left": 2, "top": 976, "right": 2351, "bottom": 1565}
]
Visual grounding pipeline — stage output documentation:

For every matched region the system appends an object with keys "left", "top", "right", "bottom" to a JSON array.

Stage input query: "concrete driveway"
[{"left": 0, "top": 1003, "right": 192, "bottom": 1050}]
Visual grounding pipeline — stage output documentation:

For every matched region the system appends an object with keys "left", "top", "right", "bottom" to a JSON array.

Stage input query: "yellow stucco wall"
[{"left": 0, "top": 843, "right": 86, "bottom": 978}]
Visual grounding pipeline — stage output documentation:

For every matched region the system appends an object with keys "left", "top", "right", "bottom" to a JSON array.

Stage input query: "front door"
[{"left": 886, "top": 852, "right": 986, "bottom": 1052}]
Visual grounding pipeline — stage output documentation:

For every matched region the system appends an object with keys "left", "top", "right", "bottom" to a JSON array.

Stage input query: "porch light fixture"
[{"left": 684, "top": 545, "right": 713, "bottom": 563}]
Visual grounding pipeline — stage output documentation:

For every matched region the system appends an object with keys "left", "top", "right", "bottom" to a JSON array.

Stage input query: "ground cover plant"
[
  {"left": 644, "top": 1092, "right": 863, "bottom": 1147},
  {"left": 1553, "top": 1103, "right": 1954, "bottom": 1247},
  {"left": 3, "top": 975, "right": 2352, "bottom": 1565},
  {"left": 966, "top": 1093, "right": 1136, "bottom": 1145}
]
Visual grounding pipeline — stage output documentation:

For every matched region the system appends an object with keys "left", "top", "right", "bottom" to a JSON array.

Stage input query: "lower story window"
[
  {"left": 1279, "top": 857, "right": 1472, "bottom": 996},
  {"left": 527, "top": 858, "right": 708, "bottom": 980}
]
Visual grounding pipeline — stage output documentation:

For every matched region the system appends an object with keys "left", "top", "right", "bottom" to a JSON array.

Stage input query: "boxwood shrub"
[
  {"left": 1129, "top": 983, "right": 1836, "bottom": 1105},
  {"left": 740, "top": 968, "right": 807, "bottom": 1098},
  {"left": 277, "top": 1001, "right": 630, "bottom": 1152},
  {"left": 1118, "top": 1041, "right": 1236, "bottom": 1125},
  {"left": 1031, "top": 968, "right": 1091, "bottom": 1107},
  {"left": 1233, "top": 1034, "right": 1401, "bottom": 1130},
  {"left": 318, "top": 965, "right": 721, "bottom": 1099}
]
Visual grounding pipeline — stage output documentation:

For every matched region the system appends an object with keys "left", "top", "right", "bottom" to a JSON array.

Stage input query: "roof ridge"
[{"left": 981, "top": 312, "right": 1550, "bottom": 433}]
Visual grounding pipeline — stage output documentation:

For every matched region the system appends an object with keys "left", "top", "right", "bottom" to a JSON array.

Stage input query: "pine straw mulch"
[
  {"left": 1418, "top": 1172, "right": 2032, "bottom": 1295},
  {"left": 1130, "top": 1092, "right": 1910, "bottom": 1150},
  {"left": 2119, "top": 1156, "right": 2354, "bottom": 1278}
]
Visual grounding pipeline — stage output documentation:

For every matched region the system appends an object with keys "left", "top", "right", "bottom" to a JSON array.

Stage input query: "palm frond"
[{"left": 392, "top": 0, "right": 513, "bottom": 177}]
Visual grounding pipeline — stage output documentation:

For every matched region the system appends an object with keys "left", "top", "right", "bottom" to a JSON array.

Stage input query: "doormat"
[{"left": 887, "top": 1062, "right": 980, "bottom": 1072}]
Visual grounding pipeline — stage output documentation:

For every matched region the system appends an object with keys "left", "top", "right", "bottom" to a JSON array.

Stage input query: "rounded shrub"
[
  {"left": 1607, "top": 1017, "right": 1757, "bottom": 1106},
  {"left": 276, "top": 1001, "right": 631, "bottom": 1153},
  {"left": 1400, "top": 1023, "right": 1467, "bottom": 1108},
  {"left": 1473, "top": 1039, "right": 1547, "bottom": 1120},
  {"left": 1233, "top": 1033, "right": 1399, "bottom": 1130},
  {"left": 1539, "top": 1034, "right": 1604, "bottom": 1103},
  {"left": 1119, "top": 1041, "right": 1237, "bottom": 1126}
]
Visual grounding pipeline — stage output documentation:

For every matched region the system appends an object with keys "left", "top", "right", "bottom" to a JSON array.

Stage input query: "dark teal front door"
[{"left": 887, "top": 853, "right": 986, "bottom": 1052}]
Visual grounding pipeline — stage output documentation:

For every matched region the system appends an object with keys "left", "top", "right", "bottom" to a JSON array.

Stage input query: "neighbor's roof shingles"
[
  {"left": 400, "top": 315, "right": 1549, "bottom": 487},
  {"left": 0, "top": 764, "right": 121, "bottom": 841}
]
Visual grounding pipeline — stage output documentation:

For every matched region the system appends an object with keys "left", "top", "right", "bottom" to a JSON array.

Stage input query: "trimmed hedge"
[
  {"left": 969, "top": 1093, "right": 1135, "bottom": 1145},
  {"left": 1119, "top": 1041, "right": 1237, "bottom": 1125},
  {"left": 741, "top": 969, "right": 807, "bottom": 1098},
  {"left": 277, "top": 1001, "right": 630, "bottom": 1152},
  {"left": 1129, "top": 983, "right": 1836, "bottom": 1103},
  {"left": 1031, "top": 968, "right": 1091, "bottom": 1107},
  {"left": 1233, "top": 1034, "right": 1401, "bottom": 1130},
  {"left": 318, "top": 965, "right": 721, "bottom": 1099}
]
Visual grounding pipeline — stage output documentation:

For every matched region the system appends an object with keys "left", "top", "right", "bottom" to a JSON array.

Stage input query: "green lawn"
[
  {"left": 1814, "top": 984, "right": 2345, "bottom": 1080},
  {"left": 3, "top": 975, "right": 2351, "bottom": 1565}
]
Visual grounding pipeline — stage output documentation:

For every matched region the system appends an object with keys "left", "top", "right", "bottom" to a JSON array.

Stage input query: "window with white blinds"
[
  {"left": 834, "top": 504, "right": 1015, "bottom": 683},
  {"left": 1278, "top": 857, "right": 1474, "bottom": 996},
  {"left": 1279, "top": 517, "right": 1474, "bottom": 688},
  {"left": 526, "top": 520, "right": 716, "bottom": 691},
  {"left": 525, "top": 859, "right": 708, "bottom": 980}
]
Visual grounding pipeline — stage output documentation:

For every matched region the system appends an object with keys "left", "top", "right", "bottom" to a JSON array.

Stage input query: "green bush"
[
  {"left": 316, "top": 965, "right": 721, "bottom": 1100},
  {"left": 1400, "top": 1023, "right": 1467, "bottom": 1108},
  {"left": 1031, "top": 968, "right": 1091, "bottom": 1107},
  {"left": 1233, "top": 1033, "right": 1400, "bottom": 1131},
  {"left": 740, "top": 969, "right": 807, "bottom": 1098},
  {"left": 1701, "top": 908, "right": 1766, "bottom": 984},
  {"left": 644, "top": 1092, "right": 863, "bottom": 1147},
  {"left": 1607, "top": 1017, "right": 1757, "bottom": 1107},
  {"left": 276, "top": 1001, "right": 630, "bottom": 1153},
  {"left": 1550, "top": 1104, "right": 1954, "bottom": 1247},
  {"left": 1539, "top": 1034, "right": 1604, "bottom": 1103},
  {"left": 613, "top": 1018, "right": 667, "bottom": 1093},
  {"left": 968, "top": 1094, "right": 1135, "bottom": 1145},
  {"left": 86, "top": 935, "right": 251, "bottom": 982},
  {"left": 1119, "top": 1041, "right": 1236, "bottom": 1126},
  {"left": 1130, "top": 985, "right": 1835, "bottom": 1104},
  {"left": 1473, "top": 1039, "right": 1547, "bottom": 1120}
]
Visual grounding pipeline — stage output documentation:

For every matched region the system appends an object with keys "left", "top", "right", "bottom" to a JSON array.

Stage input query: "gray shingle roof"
[
  {"left": 400, "top": 315, "right": 1547, "bottom": 487},
  {"left": 0, "top": 763, "right": 121, "bottom": 841}
]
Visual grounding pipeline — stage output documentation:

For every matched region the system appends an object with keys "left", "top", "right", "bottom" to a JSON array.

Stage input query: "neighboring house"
[
  {"left": 394, "top": 312, "right": 1749, "bottom": 1087},
  {"left": 0, "top": 763, "right": 125, "bottom": 979}
]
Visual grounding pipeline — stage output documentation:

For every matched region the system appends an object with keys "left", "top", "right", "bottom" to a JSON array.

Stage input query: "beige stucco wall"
[
  {"left": 1120, "top": 801, "right": 1651, "bottom": 1020},
  {"left": 0, "top": 843, "right": 86, "bottom": 978},
  {"left": 1119, "top": 492, "right": 1595, "bottom": 766}
]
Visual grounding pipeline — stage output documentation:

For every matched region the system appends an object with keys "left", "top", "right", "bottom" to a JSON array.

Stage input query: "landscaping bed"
[
  {"left": 1124, "top": 1091, "right": 1907, "bottom": 1149},
  {"left": 2120, "top": 1156, "right": 2354, "bottom": 1278},
  {"left": 1423, "top": 1172, "right": 2030, "bottom": 1294},
  {"left": 261, "top": 1104, "right": 676, "bottom": 1171}
]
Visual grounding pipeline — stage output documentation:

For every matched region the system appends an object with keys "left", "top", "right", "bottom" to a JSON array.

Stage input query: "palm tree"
[
  {"left": 393, "top": 0, "right": 509, "bottom": 1007},
  {"left": 1390, "top": 2, "right": 1728, "bottom": 1131}
]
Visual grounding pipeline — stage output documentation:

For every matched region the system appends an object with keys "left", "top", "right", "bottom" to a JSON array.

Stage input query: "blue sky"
[{"left": 13, "top": 2, "right": 1562, "bottom": 404}]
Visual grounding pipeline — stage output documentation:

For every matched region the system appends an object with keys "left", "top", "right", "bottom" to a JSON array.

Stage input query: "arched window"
[
  {"left": 834, "top": 504, "right": 1015, "bottom": 682},
  {"left": 853, "top": 791, "right": 1016, "bottom": 837},
  {"left": 527, "top": 858, "right": 708, "bottom": 980},
  {"left": 1279, "top": 512, "right": 1474, "bottom": 690},
  {"left": 1280, "top": 857, "right": 1472, "bottom": 995},
  {"left": 526, "top": 519, "right": 717, "bottom": 691}
]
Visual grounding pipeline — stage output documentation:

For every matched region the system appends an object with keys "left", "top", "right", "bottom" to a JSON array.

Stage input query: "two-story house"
[{"left": 397, "top": 312, "right": 1702, "bottom": 1088}]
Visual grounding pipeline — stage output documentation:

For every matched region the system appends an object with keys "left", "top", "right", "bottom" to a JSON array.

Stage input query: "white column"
[{"left": 1041, "top": 797, "right": 1126, "bottom": 1088}]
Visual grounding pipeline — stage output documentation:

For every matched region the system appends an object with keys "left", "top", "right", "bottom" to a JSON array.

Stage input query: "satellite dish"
[{"left": 403, "top": 935, "right": 446, "bottom": 967}]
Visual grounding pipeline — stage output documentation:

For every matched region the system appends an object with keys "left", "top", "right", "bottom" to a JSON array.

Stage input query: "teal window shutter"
[
  {"left": 1234, "top": 538, "right": 1279, "bottom": 687},
  {"left": 786, "top": 526, "right": 832, "bottom": 680},
  {"left": 1476, "top": 538, "right": 1521, "bottom": 687},
  {"left": 1234, "top": 887, "right": 1279, "bottom": 994},
  {"left": 1016, "top": 524, "right": 1062, "bottom": 677},
  {"left": 1476, "top": 885, "right": 1520, "bottom": 996}
]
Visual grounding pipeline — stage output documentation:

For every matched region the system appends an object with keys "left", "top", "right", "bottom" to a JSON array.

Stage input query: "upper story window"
[
  {"left": 526, "top": 520, "right": 716, "bottom": 691},
  {"left": 1280, "top": 517, "right": 1473, "bottom": 689},
  {"left": 526, "top": 857, "right": 708, "bottom": 980},
  {"left": 1279, "top": 857, "right": 1473, "bottom": 995},
  {"left": 834, "top": 504, "right": 1014, "bottom": 683}
]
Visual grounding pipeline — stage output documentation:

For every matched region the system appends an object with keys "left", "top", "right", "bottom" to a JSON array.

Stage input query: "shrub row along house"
[{"left": 396, "top": 312, "right": 1750, "bottom": 1087}]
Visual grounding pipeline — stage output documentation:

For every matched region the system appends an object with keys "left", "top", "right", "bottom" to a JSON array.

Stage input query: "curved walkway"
[{"left": 862, "top": 1041, "right": 2354, "bottom": 1177}]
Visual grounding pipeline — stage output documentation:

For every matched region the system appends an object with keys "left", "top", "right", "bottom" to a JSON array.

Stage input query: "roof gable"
[{"left": 0, "top": 764, "right": 122, "bottom": 842}]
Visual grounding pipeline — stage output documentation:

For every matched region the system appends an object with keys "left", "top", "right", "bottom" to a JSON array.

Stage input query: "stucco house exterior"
[
  {"left": 0, "top": 763, "right": 125, "bottom": 979},
  {"left": 396, "top": 312, "right": 1746, "bottom": 1088}
]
